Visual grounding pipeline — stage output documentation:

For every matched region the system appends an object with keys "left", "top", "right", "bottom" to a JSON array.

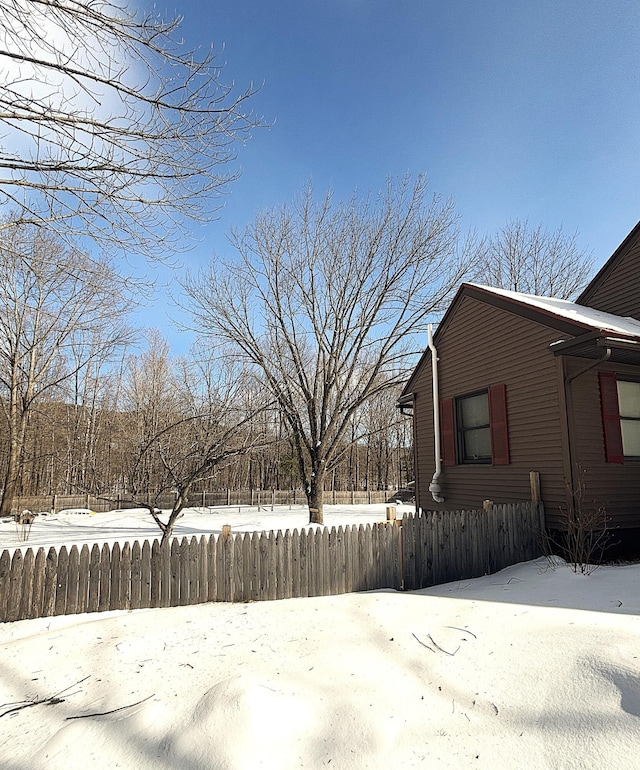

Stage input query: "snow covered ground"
[
  {"left": 1, "top": 505, "right": 639, "bottom": 769},
  {"left": 0, "top": 502, "right": 411, "bottom": 554}
]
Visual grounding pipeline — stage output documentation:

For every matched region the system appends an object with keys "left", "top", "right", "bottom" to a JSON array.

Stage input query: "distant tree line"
[{"left": 0, "top": 327, "right": 413, "bottom": 504}]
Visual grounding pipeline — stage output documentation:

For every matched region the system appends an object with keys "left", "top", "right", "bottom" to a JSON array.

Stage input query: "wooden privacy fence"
[
  {"left": 401, "top": 502, "right": 542, "bottom": 590},
  {"left": 8, "top": 489, "right": 393, "bottom": 515},
  {"left": 0, "top": 503, "right": 542, "bottom": 623}
]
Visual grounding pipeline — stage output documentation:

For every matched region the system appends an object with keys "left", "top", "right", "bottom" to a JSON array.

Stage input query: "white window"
[
  {"left": 617, "top": 380, "right": 640, "bottom": 457},
  {"left": 456, "top": 391, "right": 491, "bottom": 463}
]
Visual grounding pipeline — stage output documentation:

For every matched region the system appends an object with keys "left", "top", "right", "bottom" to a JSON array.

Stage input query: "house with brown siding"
[{"left": 400, "top": 223, "right": 640, "bottom": 538}]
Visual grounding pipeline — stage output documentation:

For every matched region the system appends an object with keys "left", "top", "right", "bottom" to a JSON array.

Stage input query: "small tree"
[
  {"left": 184, "top": 176, "right": 479, "bottom": 523},
  {"left": 543, "top": 471, "right": 611, "bottom": 574},
  {"left": 118, "top": 353, "right": 271, "bottom": 544},
  {"left": 481, "top": 219, "right": 593, "bottom": 299}
]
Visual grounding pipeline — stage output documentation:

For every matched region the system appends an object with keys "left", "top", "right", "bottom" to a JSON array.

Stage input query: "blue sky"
[{"left": 152, "top": 0, "right": 640, "bottom": 350}]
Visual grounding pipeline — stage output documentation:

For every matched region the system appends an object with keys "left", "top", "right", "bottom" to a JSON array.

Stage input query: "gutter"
[{"left": 427, "top": 324, "right": 445, "bottom": 503}]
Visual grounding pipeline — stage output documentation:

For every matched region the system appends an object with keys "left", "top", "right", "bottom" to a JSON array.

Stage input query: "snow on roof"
[{"left": 468, "top": 283, "right": 640, "bottom": 338}]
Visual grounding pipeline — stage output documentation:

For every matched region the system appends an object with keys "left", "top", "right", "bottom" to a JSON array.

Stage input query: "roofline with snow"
[{"left": 399, "top": 281, "right": 640, "bottom": 399}]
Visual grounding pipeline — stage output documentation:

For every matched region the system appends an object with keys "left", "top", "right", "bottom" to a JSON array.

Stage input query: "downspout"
[
  {"left": 563, "top": 346, "right": 612, "bottom": 500},
  {"left": 428, "top": 324, "right": 445, "bottom": 503}
]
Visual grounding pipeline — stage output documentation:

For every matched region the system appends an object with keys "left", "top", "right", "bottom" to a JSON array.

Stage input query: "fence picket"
[
  {"left": 223, "top": 532, "right": 234, "bottom": 602},
  {"left": 147, "top": 540, "right": 158, "bottom": 607},
  {"left": 291, "top": 530, "right": 300, "bottom": 598},
  {"left": 233, "top": 535, "right": 245, "bottom": 602},
  {"left": 343, "top": 526, "right": 353, "bottom": 593},
  {"left": 281, "top": 531, "right": 290, "bottom": 599},
  {"left": 249, "top": 532, "right": 260, "bottom": 601},
  {"left": 196, "top": 536, "right": 207, "bottom": 604},
  {"left": 7, "top": 550, "right": 24, "bottom": 622},
  {"left": 275, "top": 531, "right": 285, "bottom": 600},
  {"left": 20, "top": 549, "right": 35, "bottom": 620},
  {"left": 319, "top": 528, "right": 330, "bottom": 596},
  {"left": 178, "top": 538, "right": 190, "bottom": 606},
  {"left": 0, "top": 550, "right": 11, "bottom": 620},
  {"left": 215, "top": 533, "right": 224, "bottom": 601},
  {"left": 85, "top": 544, "right": 99, "bottom": 613},
  {"left": 110, "top": 543, "right": 121, "bottom": 611},
  {"left": 131, "top": 541, "right": 142, "bottom": 610},
  {"left": 170, "top": 540, "right": 180, "bottom": 606},
  {"left": 42, "top": 547, "right": 58, "bottom": 616},
  {"left": 97, "top": 544, "right": 110, "bottom": 612},
  {"left": 335, "top": 527, "right": 346, "bottom": 595},
  {"left": 53, "top": 546, "right": 68, "bottom": 616},
  {"left": 259, "top": 532, "right": 270, "bottom": 601},
  {"left": 30, "top": 548, "right": 46, "bottom": 619},
  {"left": 207, "top": 536, "right": 217, "bottom": 602},
  {"left": 121, "top": 542, "right": 132, "bottom": 610},
  {"left": 299, "top": 529, "right": 309, "bottom": 597},
  {"left": 402, "top": 514, "right": 416, "bottom": 591},
  {"left": 66, "top": 546, "right": 80, "bottom": 615},
  {"left": 315, "top": 528, "right": 324, "bottom": 595}
]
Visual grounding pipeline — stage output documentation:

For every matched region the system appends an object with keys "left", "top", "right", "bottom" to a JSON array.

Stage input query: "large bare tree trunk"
[{"left": 306, "top": 470, "right": 326, "bottom": 525}]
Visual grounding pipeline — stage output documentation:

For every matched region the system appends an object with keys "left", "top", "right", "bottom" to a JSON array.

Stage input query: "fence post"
[
  {"left": 529, "top": 471, "right": 541, "bottom": 504},
  {"left": 52, "top": 495, "right": 57, "bottom": 515}
]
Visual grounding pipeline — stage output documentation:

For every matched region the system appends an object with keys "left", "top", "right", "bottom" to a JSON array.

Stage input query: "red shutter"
[
  {"left": 440, "top": 398, "right": 456, "bottom": 467},
  {"left": 489, "top": 384, "right": 510, "bottom": 465},
  {"left": 599, "top": 372, "right": 624, "bottom": 463}
]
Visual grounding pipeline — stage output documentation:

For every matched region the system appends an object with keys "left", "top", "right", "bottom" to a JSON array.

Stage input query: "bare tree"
[
  {"left": 481, "top": 219, "right": 593, "bottom": 299},
  {"left": 119, "top": 350, "right": 272, "bottom": 544},
  {"left": 0, "top": 0, "right": 259, "bottom": 257},
  {"left": 184, "top": 176, "right": 479, "bottom": 523},
  {"left": 0, "top": 221, "right": 134, "bottom": 517},
  {"left": 120, "top": 329, "right": 182, "bottom": 494}
]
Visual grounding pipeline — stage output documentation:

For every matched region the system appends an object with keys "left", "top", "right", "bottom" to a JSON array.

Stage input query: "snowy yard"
[
  {"left": 0, "top": 503, "right": 410, "bottom": 554},
  {"left": 0, "top": 505, "right": 639, "bottom": 768}
]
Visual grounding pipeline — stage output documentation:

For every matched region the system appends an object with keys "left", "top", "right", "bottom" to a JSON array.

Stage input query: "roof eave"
[{"left": 577, "top": 220, "right": 640, "bottom": 305}]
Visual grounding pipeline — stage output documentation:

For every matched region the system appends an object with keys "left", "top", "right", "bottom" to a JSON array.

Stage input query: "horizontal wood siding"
[
  {"left": 567, "top": 359, "right": 640, "bottom": 528},
  {"left": 413, "top": 296, "right": 568, "bottom": 514},
  {"left": 579, "top": 238, "right": 640, "bottom": 320}
]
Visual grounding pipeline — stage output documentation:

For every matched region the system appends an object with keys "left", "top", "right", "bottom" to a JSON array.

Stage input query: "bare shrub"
[{"left": 542, "top": 476, "right": 611, "bottom": 574}]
